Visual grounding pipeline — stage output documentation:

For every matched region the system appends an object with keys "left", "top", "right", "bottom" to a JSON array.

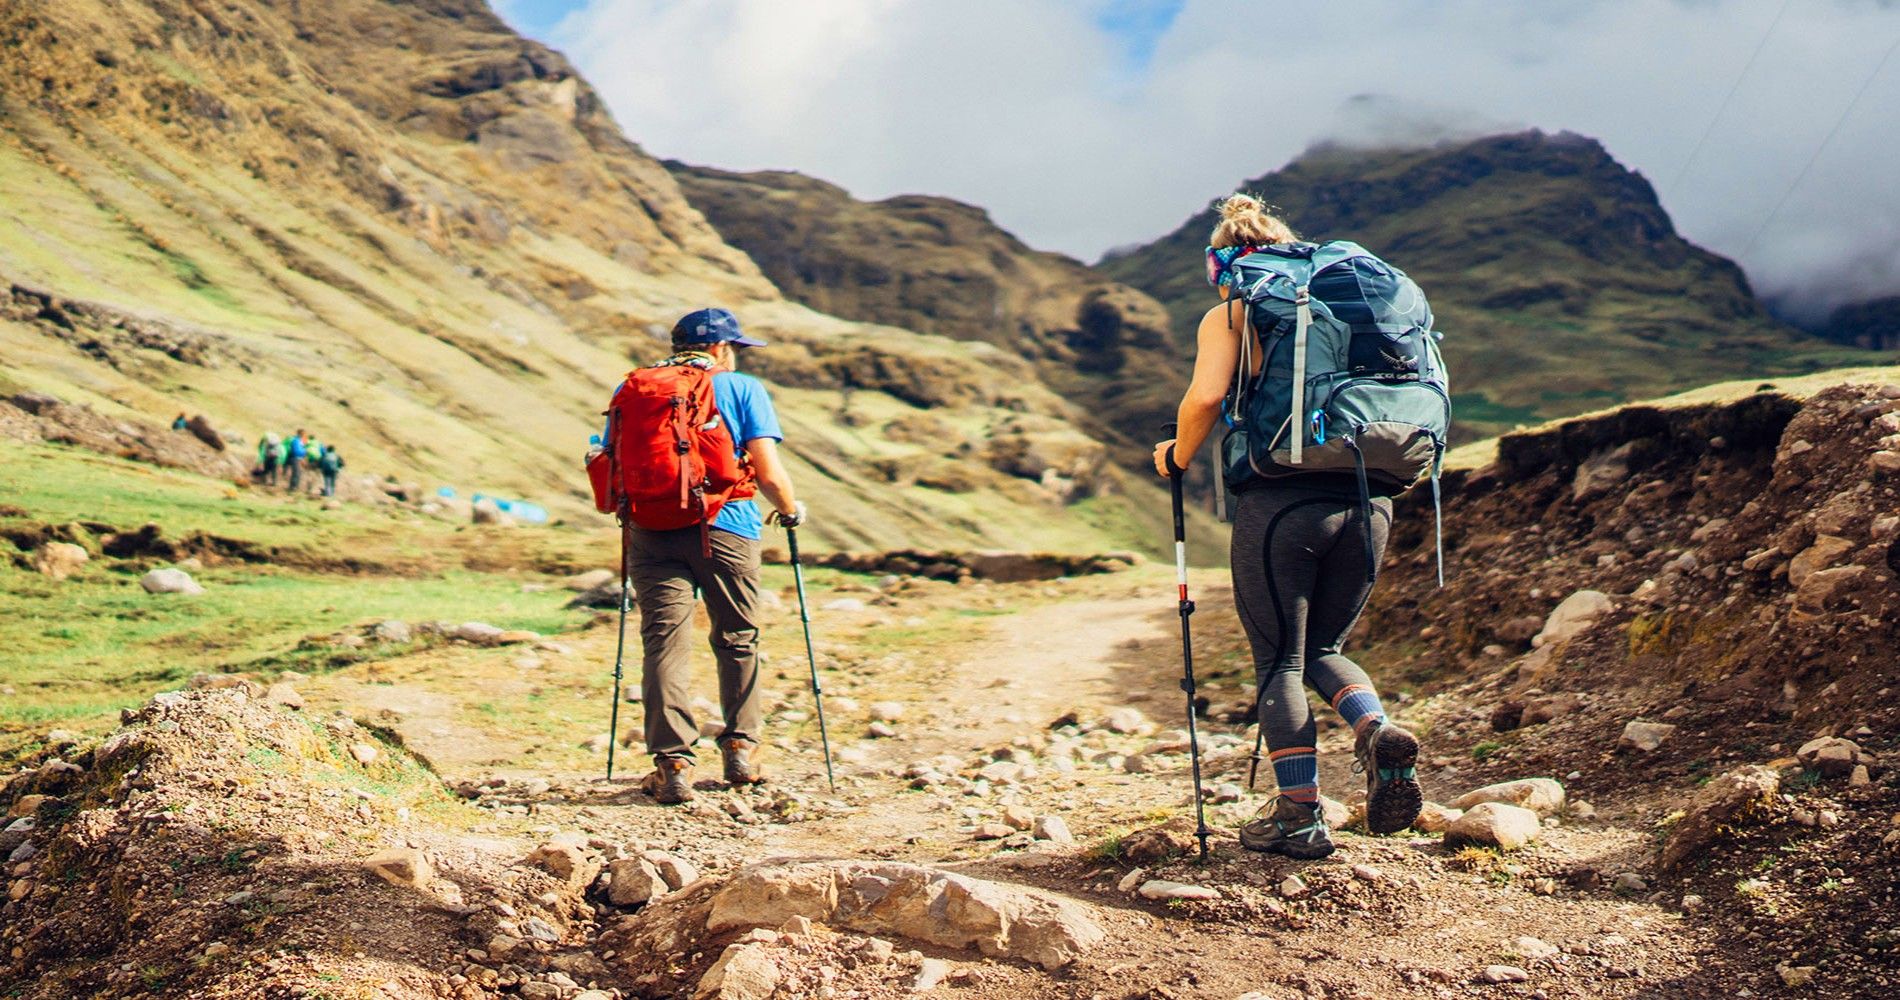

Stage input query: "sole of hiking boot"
[
  {"left": 1366, "top": 725, "right": 1422, "bottom": 835},
  {"left": 1238, "top": 827, "right": 1335, "bottom": 860}
]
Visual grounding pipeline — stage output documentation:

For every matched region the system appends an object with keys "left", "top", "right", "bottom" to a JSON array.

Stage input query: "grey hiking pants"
[
  {"left": 629, "top": 526, "right": 764, "bottom": 761},
  {"left": 1230, "top": 482, "right": 1392, "bottom": 756}
]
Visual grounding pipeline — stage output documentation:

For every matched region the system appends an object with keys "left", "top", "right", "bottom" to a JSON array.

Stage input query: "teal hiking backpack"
[{"left": 1218, "top": 240, "right": 1450, "bottom": 583}]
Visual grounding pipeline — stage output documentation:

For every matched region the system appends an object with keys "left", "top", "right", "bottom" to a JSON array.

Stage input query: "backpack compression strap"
[{"left": 1290, "top": 285, "right": 1311, "bottom": 466}]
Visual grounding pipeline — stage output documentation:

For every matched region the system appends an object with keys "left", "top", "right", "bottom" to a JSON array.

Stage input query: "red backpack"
[{"left": 588, "top": 356, "right": 755, "bottom": 534}]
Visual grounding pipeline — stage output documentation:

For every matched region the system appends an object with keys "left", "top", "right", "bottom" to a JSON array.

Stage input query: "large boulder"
[
  {"left": 140, "top": 568, "right": 204, "bottom": 595},
  {"left": 1796, "top": 737, "right": 1875, "bottom": 778},
  {"left": 1532, "top": 590, "right": 1611, "bottom": 648},
  {"left": 1788, "top": 535, "right": 1855, "bottom": 588},
  {"left": 1661, "top": 765, "right": 1779, "bottom": 870},
  {"left": 184, "top": 414, "right": 226, "bottom": 452},
  {"left": 1450, "top": 778, "right": 1566, "bottom": 818},
  {"left": 703, "top": 860, "right": 1104, "bottom": 970},
  {"left": 1443, "top": 802, "right": 1541, "bottom": 851},
  {"left": 31, "top": 542, "right": 88, "bottom": 581}
]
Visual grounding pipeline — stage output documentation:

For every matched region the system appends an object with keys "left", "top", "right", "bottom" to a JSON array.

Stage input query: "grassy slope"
[
  {"left": 1097, "top": 131, "right": 1879, "bottom": 442},
  {"left": 0, "top": 0, "right": 1179, "bottom": 557}
]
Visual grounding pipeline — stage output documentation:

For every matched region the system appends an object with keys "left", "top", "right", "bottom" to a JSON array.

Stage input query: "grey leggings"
[{"left": 1230, "top": 483, "right": 1392, "bottom": 752}]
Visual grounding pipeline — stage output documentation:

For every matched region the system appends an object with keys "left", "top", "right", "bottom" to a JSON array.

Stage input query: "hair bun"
[
  {"left": 1209, "top": 191, "right": 1297, "bottom": 249},
  {"left": 1219, "top": 193, "right": 1265, "bottom": 221}
]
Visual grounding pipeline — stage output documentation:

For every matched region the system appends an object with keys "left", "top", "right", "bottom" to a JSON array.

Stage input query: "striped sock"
[
  {"left": 1269, "top": 746, "right": 1319, "bottom": 804},
  {"left": 1333, "top": 684, "right": 1387, "bottom": 739}
]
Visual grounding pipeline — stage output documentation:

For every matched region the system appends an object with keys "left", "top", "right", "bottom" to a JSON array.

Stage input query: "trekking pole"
[
  {"left": 1163, "top": 426, "right": 1213, "bottom": 863},
  {"left": 785, "top": 526, "right": 837, "bottom": 792},
  {"left": 606, "top": 517, "right": 631, "bottom": 781}
]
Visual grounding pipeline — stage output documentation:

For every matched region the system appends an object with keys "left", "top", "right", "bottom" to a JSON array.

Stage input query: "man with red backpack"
[{"left": 592, "top": 308, "right": 803, "bottom": 804}]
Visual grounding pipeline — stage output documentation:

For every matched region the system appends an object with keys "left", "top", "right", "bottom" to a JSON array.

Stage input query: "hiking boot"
[
  {"left": 1356, "top": 720, "right": 1422, "bottom": 834},
  {"left": 720, "top": 738, "right": 765, "bottom": 786},
  {"left": 1238, "top": 796, "right": 1335, "bottom": 860},
  {"left": 640, "top": 758, "right": 695, "bottom": 805}
]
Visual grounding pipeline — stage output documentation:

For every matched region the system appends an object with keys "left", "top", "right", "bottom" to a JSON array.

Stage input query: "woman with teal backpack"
[{"left": 1153, "top": 193, "right": 1431, "bottom": 860}]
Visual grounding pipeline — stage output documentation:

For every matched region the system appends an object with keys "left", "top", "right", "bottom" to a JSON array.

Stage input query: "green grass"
[
  {"left": 1471, "top": 740, "right": 1504, "bottom": 762},
  {"left": 0, "top": 562, "right": 585, "bottom": 731},
  {"left": 0, "top": 443, "right": 599, "bottom": 754}
]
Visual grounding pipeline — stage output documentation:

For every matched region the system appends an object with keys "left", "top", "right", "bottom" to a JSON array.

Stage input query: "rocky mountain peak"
[{"left": 1097, "top": 128, "right": 1859, "bottom": 441}]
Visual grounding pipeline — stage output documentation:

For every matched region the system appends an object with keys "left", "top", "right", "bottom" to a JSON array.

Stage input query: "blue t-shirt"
[
  {"left": 707, "top": 371, "right": 782, "bottom": 540},
  {"left": 604, "top": 369, "right": 783, "bottom": 541}
]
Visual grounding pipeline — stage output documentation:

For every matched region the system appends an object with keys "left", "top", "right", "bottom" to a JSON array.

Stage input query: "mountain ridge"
[
  {"left": 666, "top": 160, "right": 1190, "bottom": 471},
  {"left": 1096, "top": 129, "right": 1872, "bottom": 441}
]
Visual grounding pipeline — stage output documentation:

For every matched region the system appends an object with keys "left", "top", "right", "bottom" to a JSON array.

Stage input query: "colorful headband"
[{"left": 1205, "top": 244, "right": 1264, "bottom": 287}]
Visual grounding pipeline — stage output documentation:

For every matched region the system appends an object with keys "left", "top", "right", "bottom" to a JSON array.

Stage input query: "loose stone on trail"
[
  {"left": 363, "top": 848, "right": 432, "bottom": 890},
  {"left": 1451, "top": 778, "right": 1566, "bottom": 817},
  {"left": 1033, "top": 815, "right": 1073, "bottom": 843},
  {"left": 1445, "top": 802, "right": 1542, "bottom": 851},
  {"left": 1618, "top": 720, "right": 1677, "bottom": 753},
  {"left": 1138, "top": 880, "right": 1222, "bottom": 901}
]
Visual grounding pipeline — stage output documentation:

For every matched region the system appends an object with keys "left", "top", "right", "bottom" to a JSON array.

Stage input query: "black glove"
[{"left": 767, "top": 501, "right": 808, "bottom": 529}]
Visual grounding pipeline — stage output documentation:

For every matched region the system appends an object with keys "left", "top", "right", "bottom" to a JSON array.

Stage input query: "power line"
[
  {"left": 1665, "top": 0, "right": 1792, "bottom": 200},
  {"left": 1740, "top": 32, "right": 1900, "bottom": 260}
]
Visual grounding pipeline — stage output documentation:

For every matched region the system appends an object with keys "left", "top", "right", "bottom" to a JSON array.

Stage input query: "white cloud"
[{"left": 552, "top": 0, "right": 1900, "bottom": 317}]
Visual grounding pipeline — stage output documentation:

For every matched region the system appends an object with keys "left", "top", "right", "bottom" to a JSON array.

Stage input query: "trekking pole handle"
[{"left": 1162, "top": 423, "right": 1189, "bottom": 591}]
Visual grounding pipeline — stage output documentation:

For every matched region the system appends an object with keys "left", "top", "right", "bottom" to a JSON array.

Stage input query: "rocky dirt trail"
[{"left": 371, "top": 571, "right": 1738, "bottom": 1000}]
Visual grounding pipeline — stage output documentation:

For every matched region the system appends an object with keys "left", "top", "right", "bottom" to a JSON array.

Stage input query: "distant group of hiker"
[
  {"left": 256, "top": 429, "right": 346, "bottom": 496},
  {"left": 167, "top": 414, "right": 347, "bottom": 498},
  {"left": 591, "top": 193, "right": 1446, "bottom": 861}
]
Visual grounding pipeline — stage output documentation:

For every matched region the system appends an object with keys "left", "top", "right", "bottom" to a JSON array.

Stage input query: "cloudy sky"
[{"left": 494, "top": 0, "right": 1900, "bottom": 320}]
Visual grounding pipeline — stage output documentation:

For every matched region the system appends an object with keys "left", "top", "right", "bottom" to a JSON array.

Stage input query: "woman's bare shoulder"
[{"left": 1199, "top": 300, "right": 1246, "bottom": 337}]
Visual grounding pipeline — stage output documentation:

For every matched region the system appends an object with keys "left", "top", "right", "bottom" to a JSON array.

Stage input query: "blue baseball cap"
[{"left": 671, "top": 307, "right": 766, "bottom": 348}]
